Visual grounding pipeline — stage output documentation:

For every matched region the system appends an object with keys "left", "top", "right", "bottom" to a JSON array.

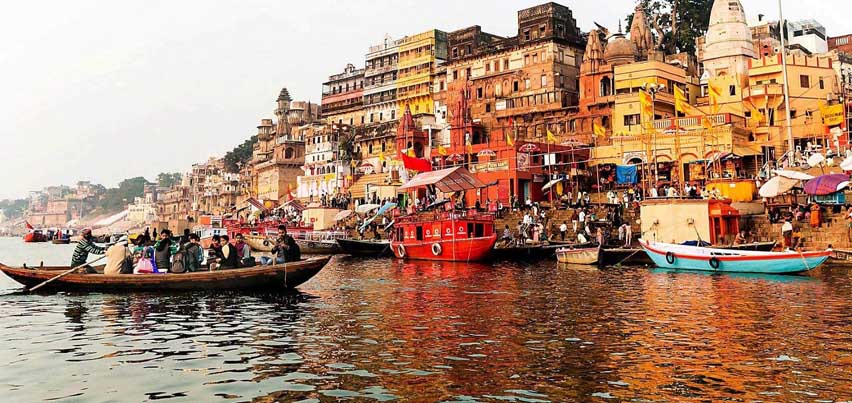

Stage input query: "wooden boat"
[
  {"left": 336, "top": 238, "right": 392, "bottom": 257},
  {"left": 639, "top": 239, "right": 830, "bottom": 274},
  {"left": 556, "top": 247, "right": 600, "bottom": 265},
  {"left": 392, "top": 167, "right": 497, "bottom": 262},
  {"left": 0, "top": 256, "right": 332, "bottom": 292},
  {"left": 296, "top": 239, "right": 341, "bottom": 254},
  {"left": 23, "top": 230, "right": 47, "bottom": 243},
  {"left": 490, "top": 243, "right": 567, "bottom": 261},
  {"left": 51, "top": 238, "right": 71, "bottom": 245},
  {"left": 244, "top": 234, "right": 274, "bottom": 252}
]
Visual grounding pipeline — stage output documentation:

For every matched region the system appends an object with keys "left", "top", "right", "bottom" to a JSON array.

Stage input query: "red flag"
[
  {"left": 25, "top": 221, "right": 34, "bottom": 230},
  {"left": 400, "top": 152, "right": 432, "bottom": 172}
]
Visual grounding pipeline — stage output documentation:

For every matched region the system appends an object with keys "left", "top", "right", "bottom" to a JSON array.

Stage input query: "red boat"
[
  {"left": 391, "top": 167, "right": 496, "bottom": 262},
  {"left": 23, "top": 230, "right": 48, "bottom": 243}
]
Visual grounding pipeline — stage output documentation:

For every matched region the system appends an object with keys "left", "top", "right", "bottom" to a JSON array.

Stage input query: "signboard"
[
  {"left": 470, "top": 160, "right": 509, "bottom": 173},
  {"left": 517, "top": 153, "right": 530, "bottom": 171},
  {"left": 543, "top": 153, "right": 556, "bottom": 166},
  {"left": 533, "top": 174, "right": 546, "bottom": 183},
  {"left": 495, "top": 100, "right": 506, "bottom": 111},
  {"left": 821, "top": 103, "right": 845, "bottom": 126}
]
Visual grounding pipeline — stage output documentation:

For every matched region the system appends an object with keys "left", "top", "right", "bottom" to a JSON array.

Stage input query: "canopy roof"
[{"left": 398, "top": 167, "right": 486, "bottom": 193}]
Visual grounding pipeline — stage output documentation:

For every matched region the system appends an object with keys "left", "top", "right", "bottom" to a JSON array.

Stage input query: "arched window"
[{"left": 285, "top": 147, "right": 295, "bottom": 159}]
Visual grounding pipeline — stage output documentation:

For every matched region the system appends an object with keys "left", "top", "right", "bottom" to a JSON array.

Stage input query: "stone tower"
[
  {"left": 581, "top": 29, "right": 606, "bottom": 75},
  {"left": 275, "top": 87, "right": 292, "bottom": 138},
  {"left": 701, "top": 0, "right": 755, "bottom": 77},
  {"left": 629, "top": 4, "right": 654, "bottom": 59}
]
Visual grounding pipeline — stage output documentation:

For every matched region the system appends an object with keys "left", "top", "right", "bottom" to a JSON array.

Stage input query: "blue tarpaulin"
[{"left": 616, "top": 165, "right": 638, "bottom": 184}]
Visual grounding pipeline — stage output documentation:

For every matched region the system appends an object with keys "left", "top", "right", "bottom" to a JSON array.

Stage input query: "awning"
[
  {"left": 245, "top": 197, "right": 267, "bottom": 211},
  {"left": 541, "top": 178, "right": 563, "bottom": 191},
  {"left": 281, "top": 199, "right": 305, "bottom": 211},
  {"left": 398, "top": 167, "right": 486, "bottom": 193},
  {"left": 732, "top": 144, "right": 762, "bottom": 157},
  {"left": 759, "top": 176, "right": 800, "bottom": 198}
]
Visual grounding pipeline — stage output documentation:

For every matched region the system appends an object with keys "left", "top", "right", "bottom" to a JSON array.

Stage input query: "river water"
[{"left": 2, "top": 237, "right": 852, "bottom": 402}]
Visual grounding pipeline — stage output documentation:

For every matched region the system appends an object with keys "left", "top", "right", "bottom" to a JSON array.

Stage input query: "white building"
[{"left": 788, "top": 19, "right": 828, "bottom": 54}]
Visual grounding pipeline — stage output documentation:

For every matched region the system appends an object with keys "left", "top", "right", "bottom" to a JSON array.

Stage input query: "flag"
[
  {"left": 593, "top": 122, "right": 606, "bottom": 138},
  {"left": 350, "top": 159, "right": 357, "bottom": 168},
  {"left": 437, "top": 144, "right": 447, "bottom": 156},
  {"left": 674, "top": 85, "right": 691, "bottom": 116},
  {"left": 639, "top": 91, "right": 653, "bottom": 117},
  {"left": 749, "top": 105, "right": 765, "bottom": 124},
  {"left": 400, "top": 152, "right": 432, "bottom": 172},
  {"left": 506, "top": 132, "right": 514, "bottom": 147},
  {"left": 546, "top": 129, "right": 557, "bottom": 144},
  {"left": 25, "top": 221, "right": 34, "bottom": 230},
  {"left": 708, "top": 83, "right": 721, "bottom": 113},
  {"left": 701, "top": 116, "right": 713, "bottom": 130},
  {"left": 378, "top": 152, "right": 385, "bottom": 162}
]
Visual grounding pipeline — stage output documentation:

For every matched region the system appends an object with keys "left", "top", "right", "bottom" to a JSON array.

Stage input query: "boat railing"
[{"left": 396, "top": 209, "right": 494, "bottom": 224}]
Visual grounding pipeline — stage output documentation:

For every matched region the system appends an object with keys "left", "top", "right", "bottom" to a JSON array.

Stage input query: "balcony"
[
  {"left": 743, "top": 83, "right": 785, "bottom": 99},
  {"left": 652, "top": 113, "right": 736, "bottom": 130}
]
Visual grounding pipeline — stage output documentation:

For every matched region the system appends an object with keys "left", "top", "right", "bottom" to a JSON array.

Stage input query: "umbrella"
[
  {"left": 758, "top": 176, "right": 799, "bottom": 198},
  {"left": 448, "top": 153, "right": 465, "bottom": 162},
  {"left": 840, "top": 155, "right": 852, "bottom": 171},
  {"left": 476, "top": 149, "right": 496, "bottom": 157},
  {"left": 375, "top": 202, "right": 397, "bottom": 216},
  {"left": 355, "top": 204, "right": 380, "bottom": 214},
  {"left": 804, "top": 174, "right": 850, "bottom": 196},
  {"left": 772, "top": 170, "right": 815, "bottom": 181},
  {"left": 807, "top": 153, "right": 826, "bottom": 168},
  {"left": 334, "top": 210, "right": 353, "bottom": 221},
  {"left": 518, "top": 143, "right": 540, "bottom": 153}
]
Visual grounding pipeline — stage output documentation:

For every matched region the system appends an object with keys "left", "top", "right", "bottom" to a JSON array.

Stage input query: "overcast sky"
[{"left": 1, "top": 0, "right": 848, "bottom": 199}]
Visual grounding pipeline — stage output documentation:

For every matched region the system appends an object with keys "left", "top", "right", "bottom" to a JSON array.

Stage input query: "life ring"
[
  {"left": 397, "top": 244, "right": 406, "bottom": 258},
  {"left": 431, "top": 243, "right": 443, "bottom": 256},
  {"left": 665, "top": 252, "right": 676, "bottom": 264},
  {"left": 709, "top": 257, "right": 720, "bottom": 269},
  {"left": 263, "top": 239, "right": 270, "bottom": 247}
]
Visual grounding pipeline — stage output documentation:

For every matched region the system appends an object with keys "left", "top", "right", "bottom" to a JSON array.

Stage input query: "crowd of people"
[{"left": 71, "top": 224, "right": 302, "bottom": 276}]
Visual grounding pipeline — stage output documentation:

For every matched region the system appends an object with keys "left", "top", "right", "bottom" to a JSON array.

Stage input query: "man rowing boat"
[{"left": 71, "top": 228, "right": 106, "bottom": 273}]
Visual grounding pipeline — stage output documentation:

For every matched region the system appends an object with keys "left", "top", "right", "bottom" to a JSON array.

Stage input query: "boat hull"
[
  {"left": 556, "top": 247, "right": 600, "bottom": 265},
  {"left": 23, "top": 233, "right": 47, "bottom": 243},
  {"left": 244, "top": 235, "right": 274, "bottom": 252},
  {"left": 296, "top": 240, "right": 341, "bottom": 255},
  {"left": 640, "top": 240, "right": 830, "bottom": 274},
  {"left": 392, "top": 235, "right": 496, "bottom": 262},
  {"left": 599, "top": 247, "right": 655, "bottom": 267},
  {"left": 0, "top": 256, "right": 331, "bottom": 292},
  {"left": 336, "top": 238, "right": 392, "bottom": 257}
]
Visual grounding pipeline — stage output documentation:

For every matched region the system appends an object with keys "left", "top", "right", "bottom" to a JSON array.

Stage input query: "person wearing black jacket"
[
  {"left": 216, "top": 235, "right": 240, "bottom": 269},
  {"left": 154, "top": 229, "right": 173, "bottom": 272},
  {"left": 261, "top": 225, "right": 300, "bottom": 265}
]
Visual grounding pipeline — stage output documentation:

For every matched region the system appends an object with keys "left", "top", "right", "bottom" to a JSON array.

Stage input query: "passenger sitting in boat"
[
  {"left": 233, "top": 234, "right": 251, "bottom": 263},
  {"left": 216, "top": 235, "right": 240, "bottom": 270},
  {"left": 71, "top": 228, "right": 106, "bottom": 273},
  {"left": 154, "top": 229, "right": 174, "bottom": 273},
  {"left": 734, "top": 230, "right": 748, "bottom": 245},
  {"left": 104, "top": 235, "right": 132, "bottom": 275},
  {"left": 261, "top": 225, "right": 301, "bottom": 265},
  {"left": 182, "top": 233, "right": 204, "bottom": 272}
]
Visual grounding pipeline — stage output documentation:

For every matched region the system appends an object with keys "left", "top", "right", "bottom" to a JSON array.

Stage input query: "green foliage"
[
  {"left": 224, "top": 136, "right": 258, "bottom": 173},
  {"left": 0, "top": 199, "right": 28, "bottom": 219},
  {"left": 97, "top": 177, "right": 149, "bottom": 212},
  {"left": 157, "top": 172, "right": 183, "bottom": 188},
  {"left": 626, "top": 0, "right": 713, "bottom": 55}
]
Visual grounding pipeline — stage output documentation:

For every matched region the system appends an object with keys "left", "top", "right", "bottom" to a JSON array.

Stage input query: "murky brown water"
[{"left": 2, "top": 237, "right": 852, "bottom": 402}]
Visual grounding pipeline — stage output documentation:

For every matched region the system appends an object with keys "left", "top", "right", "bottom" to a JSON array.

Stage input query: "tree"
[
  {"left": 0, "top": 199, "right": 28, "bottom": 220},
  {"left": 157, "top": 172, "right": 183, "bottom": 188},
  {"left": 224, "top": 136, "right": 258, "bottom": 173},
  {"left": 626, "top": 0, "right": 713, "bottom": 55},
  {"left": 96, "top": 177, "right": 149, "bottom": 212}
]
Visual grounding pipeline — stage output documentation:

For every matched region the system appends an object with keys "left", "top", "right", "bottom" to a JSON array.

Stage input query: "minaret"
[
  {"left": 629, "top": 4, "right": 654, "bottom": 59},
  {"left": 701, "top": 0, "right": 755, "bottom": 77},
  {"left": 275, "top": 87, "right": 292, "bottom": 138}
]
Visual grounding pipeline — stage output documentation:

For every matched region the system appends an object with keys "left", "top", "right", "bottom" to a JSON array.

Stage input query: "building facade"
[
  {"left": 322, "top": 64, "right": 366, "bottom": 127},
  {"left": 364, "top": 36, "right": 400, "bottom": 125},
  {"left": 396, "top": 29, "right": 448, "bottom": 116}
]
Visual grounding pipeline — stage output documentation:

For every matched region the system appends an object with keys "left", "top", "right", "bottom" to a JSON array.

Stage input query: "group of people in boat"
[{"left": 71, "top": 225, "right": 301, "bottom": 275}]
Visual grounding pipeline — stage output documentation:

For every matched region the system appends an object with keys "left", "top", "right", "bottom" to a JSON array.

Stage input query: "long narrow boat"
[
  {"left": 639, "top": 239, "right": 830, "bottom": 274},
  {"left": 556, "top": 247, "right": 600, "bottom": 265},
  {"left": 336, "top": 238, "right": 392, "bottom": 257},
  {"left": 0, "top": 256, "right": 331, "bottom": 292},
  {"left": 491, "top": 243, "right": 571, "bottom": 261}
]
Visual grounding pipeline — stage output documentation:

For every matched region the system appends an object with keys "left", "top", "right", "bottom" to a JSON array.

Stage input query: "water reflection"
[{"left": 1, "top": 255, "right": 852, "bottom": 401}]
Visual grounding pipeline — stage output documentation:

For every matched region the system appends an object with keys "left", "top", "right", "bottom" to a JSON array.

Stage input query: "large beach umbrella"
[
  {"left": 758, "top": 176, "right": 799, "bottom": 198},
  {"left": 518, "top": 143, "right": 540, "bottom": 153},
  {"left": 334, "top": 210, "right": 353, "bottom": 221},
  {"left": 772, "top": 169, "right": 815, "bottom": 181},
  {"left": 355, "top": 204, "right": 380, "bottom": 214},
  {"left": 476, "top": 149, "right": 496, "bottom": 157},
  {"left": 447, "top": 153, "right": 465, "bottom": 162},
  {"left": 804, "top": 174, "right": 850, "bottom": 196}
]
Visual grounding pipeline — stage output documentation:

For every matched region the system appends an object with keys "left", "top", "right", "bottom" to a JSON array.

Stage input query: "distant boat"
[
  {"left": 336, "top": 238, "right": 392, "bottom": 257},
  {"left": 639, "top": 239, "right": 830, "bottom": 274},
  {"left": 51, "top": 238, "right": 70, "bottom": 245},
  {"left": 556, "top": 247, "right": 600, "bottom": 265},
  {"left": 491, "top": 243, "right": 563, "bottom": 261},
  {"left": 23, "top": 230, "right": 47, "bottom": 243}
]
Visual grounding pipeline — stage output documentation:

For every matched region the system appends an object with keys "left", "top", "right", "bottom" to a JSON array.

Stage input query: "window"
[
  {"left": 361, "top": 116, "right": 365, "bottom": 125},
  {"left": 800, "top": 75, "right": 810, "bottom": 88},
  {"left": 533, "top": 54, "right": 538, "bottom": 63},
  {"left": 466, "top": 45, "right": 472, "bottom": 55},
  {"left": 790, "top": 109, "right": 797, "bottom": 119},
  {"left": 525, "top": 78, "right": 531, "bottom": 89},
  {"left": 485, "top": 103, "right": 491, "bottom": 112},
  {"left": 485, "top": 63, "right": 490, "bottom": 73},
  {"left": 541, "top": 75, "right": 547, "bottom": 87},
  {"left": 369, "top": 144, "right": 373, "bottom": 154},
  {"left": 416, "top": 226, "right": 423, "bottom": 241},
  {"left": 819, "top": 78, "right": 825, "bottom": 90},
  {"left": 477, "top": 87, "right": 483, "bottom": 98},
  {"left": 495, "top": 83, "right": 502, "bottom": 97},
  {"left": 729, "top": 85, "right": 736, "bottom": 96},
  {"left": 569, "top": 120, "right": 576, "bottom": 132},
  {"left": 391, "top": 110, "right": 395, "bottom": 120},
  {"left": 452, "top": 47, "right": 458, "bottom": 58},
  {"left": 453, "top": 70, "right": 458, "bottom": 80},
  {"left": 539, "top": 24, "right": 546, "bottom": 36},
  {"left": 440, "top": 80, "right": 445, "bottom": 91},
  {"left": 524, "top": 30, "right": 530, "bottom": 41},
  {"left": 524, "top": 55, "right": 529, "bottom": 65},
  {"left": 379, "top": 112, "right": 383, "bottom": 121},
  {"left": 370, "top": 113, "right": 374, "bottom": 123},
  {"left": 466, "top": 67, "right": 471, "bottom": 78},
  {"left": 513, "top": 81, "right": 519, "bottom": 91},
  {"left": 624, "top": 114, "right": 641, "bottom": 126},
  {"left": 285, "top": 147, "right": 295, "bottom": 159},
  {"left": 504, "top": 59, "right": 509, "bottom": 70},
  {"left": 381, "top": 142, "right": 386, "bottom": 152}
]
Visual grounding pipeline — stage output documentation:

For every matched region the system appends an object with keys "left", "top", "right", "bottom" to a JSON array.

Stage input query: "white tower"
[{"left": 701, "top": 0, "right": 755, "bottom": 77}]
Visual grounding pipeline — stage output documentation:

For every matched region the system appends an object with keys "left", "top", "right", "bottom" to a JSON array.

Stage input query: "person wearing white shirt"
[
  {"left": 559, "top": 221, "right": 568, "bottom": 241},
  {"left": 650, "top": 186, "right": 658, "bottom": 198},
  {"left": 578, "top": 209, "right": 586, "bottom": 224}
]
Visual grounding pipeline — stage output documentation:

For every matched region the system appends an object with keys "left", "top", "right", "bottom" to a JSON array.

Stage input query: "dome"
[{"left": 605, "top": 34, "right": 638, "bottom": 66}]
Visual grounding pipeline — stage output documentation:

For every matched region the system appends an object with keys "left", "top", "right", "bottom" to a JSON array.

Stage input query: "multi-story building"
[
  {"left": 322, "top": 64, "right": 366, "bottom": 127},
  {"left": 787, "top": 20, "right": 828, "bottom": 55},
  {"left": 157, "top": 185, "right": 191, "bottom": 223},
  {"left": 364, "top": 36, "right": 400, "bottom": 125},
  {"left": 297, "top": 123, "right": 351, "bottom": 199},
  {"left": 396, "top": 29, "right": 448, "bottom": 116},
  {"left": 829, "top": 34, "right": 852, "bottom": 54}
]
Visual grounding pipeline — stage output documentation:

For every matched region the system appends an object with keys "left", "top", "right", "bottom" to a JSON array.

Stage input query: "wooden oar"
[{"left": 27, "top": 254, "right": 107, "bottom": 293}]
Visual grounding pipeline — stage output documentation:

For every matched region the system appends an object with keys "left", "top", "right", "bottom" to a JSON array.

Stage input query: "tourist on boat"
[
  {"left": 182, "top": 233, "right": 203, "bottom": 272},
  {"left": 734, "top": 230, "right": 748, "bottom": 245},
  {"left": 577, "top": 232, "right": 588, "bottom": 244},
  {"left": 216, "top": 234, "right": 240, "bottom": 269},
  {"left": 154, "top": 229, "right": 174, "bottom": 272},
  {"left": 233, "top": 234, "right": 252, "bottom": 263},
  {"left": 261, "top": 225, "right": 301, "bottom": 265},
  {"left": 103, "top": 235, "right": 132, "bottom": 275},
  {"left": 71, "top": 229, "right": 106, "bottom": 272}
]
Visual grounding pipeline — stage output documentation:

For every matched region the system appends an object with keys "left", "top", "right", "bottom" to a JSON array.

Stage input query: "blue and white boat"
[{"left": 639, "top": 239, "right": 831, "bottom": 274}]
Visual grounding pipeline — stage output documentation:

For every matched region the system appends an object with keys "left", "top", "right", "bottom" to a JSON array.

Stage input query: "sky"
[{"left": 1, "top": 0, "right": 849, "bottom": 200}]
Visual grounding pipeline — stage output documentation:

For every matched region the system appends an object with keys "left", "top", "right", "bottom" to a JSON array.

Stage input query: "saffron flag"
[
  {"left": 506, "top": 132, "right": 515, "bottom": 147},
  {"left": 708, "top": 83, "right": 721, "bottom": 113},
  {"left": 674, "top": 85, "right": 691, "bottom": 116},
  {"left": 465, "top": 137, "right": 472, "bottom": 153},
  {"left": 378, "top": 152, "right": 385, "bottom": 162},
  {"left": 701, "top": 116, "right": 713, "bottom": 130},
  {"left": 400, "top": 152, "right": 432, "bottom": 172},
  {"left": 546, "top": 129, "right": 557, "bottom": 144},
  {"left": 749, "top": 105, "right": 765, "bottom": 124},
  {"left": 437, "top": 144, "right": 447, "bottom": 156},
  {"left": 593, "top": 122, "right": 606, "bottom": 138}
]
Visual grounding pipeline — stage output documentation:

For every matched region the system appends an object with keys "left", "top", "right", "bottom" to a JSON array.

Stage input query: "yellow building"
[{"left": 396, "top": 29, "right": 448, "bottom": 115}]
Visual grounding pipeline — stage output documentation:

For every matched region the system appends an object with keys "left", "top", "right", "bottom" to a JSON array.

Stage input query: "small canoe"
[
  {"left": 639, "top": 239, "right": 830, "bottom": 274},
  {"left": 296, "top": 239, "right": 341, "bottom": 255},
  {"left": 336, "top": 238, "right": 392, "bottom": 257},
  {"left": 556, "top": 247, "right": 600, "bottom": 265},
  {"left": 0, "top": 256, "right": 331, "bottom": 292},
  {"left": 51, "top": 239, "right": 71, "bottom": 245},
  {"left": 491, "top": 243, "right": 565, "bottom": 261}
]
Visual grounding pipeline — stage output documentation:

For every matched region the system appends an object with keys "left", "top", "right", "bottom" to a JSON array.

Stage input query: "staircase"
[{"left": 747, "top": 208, "right": 851, "bottom": 250}]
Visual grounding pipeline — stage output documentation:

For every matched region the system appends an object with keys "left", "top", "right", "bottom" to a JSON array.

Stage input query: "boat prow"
[
  {"left": 0, "top": 256, "right": 332, "bottom": 292},
  {"left": 639, "top": 239, "right": 830, "bottom": 274}
]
